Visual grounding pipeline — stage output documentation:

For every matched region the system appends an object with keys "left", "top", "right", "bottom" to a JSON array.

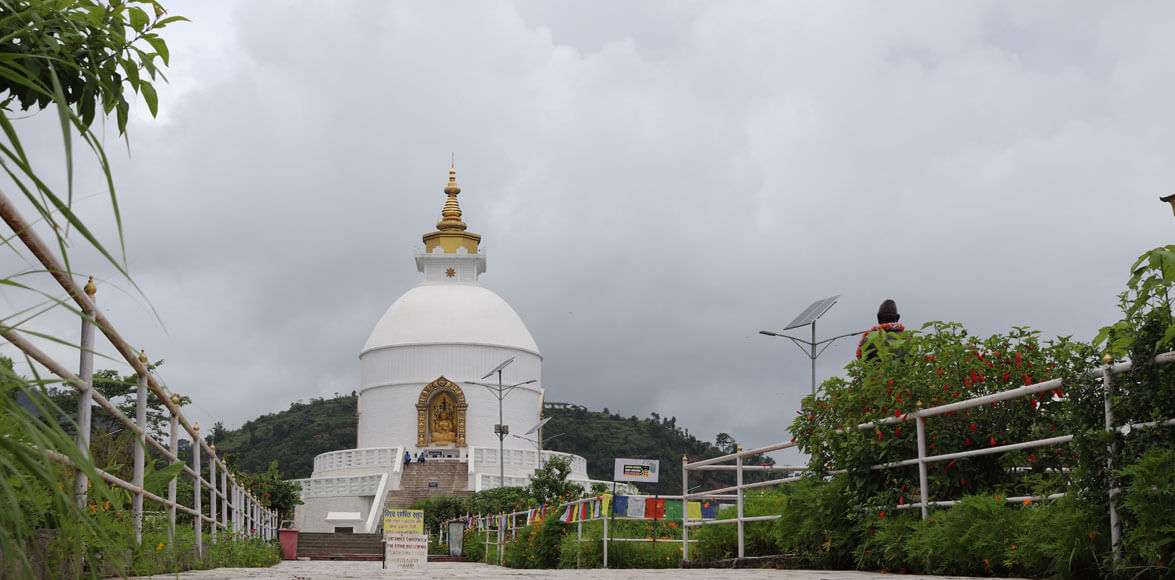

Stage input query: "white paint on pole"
[
  {"left": 132, "top": 368, "right": 147, "bottom": 544},
  {"left": 75, "top": 281, "right": 96, "bottom": 507}
]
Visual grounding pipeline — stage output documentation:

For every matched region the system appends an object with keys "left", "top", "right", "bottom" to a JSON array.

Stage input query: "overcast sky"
[{"left": 3, "top": 1, "right": 1173, "bottom": 460}]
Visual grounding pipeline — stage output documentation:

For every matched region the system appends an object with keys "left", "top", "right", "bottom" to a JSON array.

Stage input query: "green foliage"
[
  {"left": 1011, "top": 496, "right": 1102, "bottom": 579},
  {"left": 237, "top": 460, "right": 301, "bottom": 518},
  {"left": 414, "top": 495, "right": 468, "bottom": 536},
  {"left": 854, "top": 510, "right": 920, "bottom": 573},
  {"left": 466, "top": 486, "right": 532, "bottom": 515},
  {"left": 693, "top": 489, "right": 784, "bottom": 563},
  {"left": 1096, "top": 245, "right": 1175, "bottom": 357},
  {"left": 1119, "top": 446, "right": 1175, "bottom": 575},
  {"left": 553, "top": 519, "right": 680, "bottom": 569},
  {"left": 904, "top": 495, "right": 1021, "bottom": 576},
  {"left": 0, "top": 0, "right": 185, "bottom": 131},
  {"left": 792, "top": 322, "right": 1094, "bottom": 511},
  {"left": 770, "top": 477, "right": 857, "bottom": 569},
  {"left": 501, "top": 516, "right": 567, "bottom": 568},
  {"left": 527, "top": 456, "right": 583, "bottom": 505}
]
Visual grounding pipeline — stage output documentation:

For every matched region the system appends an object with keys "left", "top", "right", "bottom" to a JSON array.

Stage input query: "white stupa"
[{"left": 293, "top": 165, "right": 599, "bottom": 533}]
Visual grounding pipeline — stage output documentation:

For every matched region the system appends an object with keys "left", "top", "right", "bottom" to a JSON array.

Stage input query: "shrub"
[
  {"left": 1119, "top": 446, "right": 1175, "bottom": 576},
  {"left": 693, "top": 489, "right": 784, "bottom": 562},
  {"left": 461, "top": 527, "right": 485, "bottom": 562},
  {"left": 854, "top": 510, "right": 920, "bottom": 573},
  {"left": 1011, "top": 496, "right": 1102, "bottom": 579},
  {"left": 770, "top": 477, "right": 858, "bottom": 569},
  {"left": 904, "top": 495, "right": 1021, "bottom": 576}
]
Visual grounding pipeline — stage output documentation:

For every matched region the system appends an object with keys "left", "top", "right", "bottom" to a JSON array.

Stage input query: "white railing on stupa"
[
  {"left": 469, "top": 447, "right": 588, "bottom": 478},
  {"left": 313, "top": 446, "right": 403, "bottom": 476},
  {"left": 294, "top": 473, "right": 385, "bottom": 499}
]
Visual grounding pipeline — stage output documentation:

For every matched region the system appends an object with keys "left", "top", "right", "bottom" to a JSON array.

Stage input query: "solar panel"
[
  {"left": 481, "top": 356, "right": 516, "bottom": 379},
  {"left": 782, "top": 295, "right": 840, "bottom": 330}
]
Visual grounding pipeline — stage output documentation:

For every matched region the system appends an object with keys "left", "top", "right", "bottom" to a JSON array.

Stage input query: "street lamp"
[
  {"left": 758, "top": 295, "right": 864, "bottom": 396},
  {"left": 511, "top": 430, "right": 566, "bottom": 471},
  {"left": 466, "top": 357, "right": 537, "bottom": 489}
]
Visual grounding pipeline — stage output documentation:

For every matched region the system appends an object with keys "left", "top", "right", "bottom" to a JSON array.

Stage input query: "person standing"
[{"left": 856, "top": 299, "right": 906, "bottom": 360}]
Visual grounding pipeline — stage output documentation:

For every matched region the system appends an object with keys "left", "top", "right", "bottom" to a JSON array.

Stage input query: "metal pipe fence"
[
  {"left": 0, "top": 192, "right": 276, "bottom": 558},
  {"left": 446, "top": 491, "right": 734, "bottom": 568},
  {"left": 679, "top": 350, "right": 1175, "bottom": 565}
]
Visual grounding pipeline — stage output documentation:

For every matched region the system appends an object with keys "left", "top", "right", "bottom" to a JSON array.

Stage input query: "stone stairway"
[
  {"left": 384, "top": 460, "right": 472, "bottom": 508},
  {"left": 296, "top": 532, "right": 383, "bottom": 561}
]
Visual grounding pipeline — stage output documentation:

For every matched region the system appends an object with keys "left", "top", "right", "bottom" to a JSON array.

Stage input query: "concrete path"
[{"left": 133, "top": 561, "right": 1012, "bottom": 579}]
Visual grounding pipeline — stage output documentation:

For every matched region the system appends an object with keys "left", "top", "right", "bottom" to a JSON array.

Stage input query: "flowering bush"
[{"left": 791, "top": 322, "right": 1098, "bottom": 509}]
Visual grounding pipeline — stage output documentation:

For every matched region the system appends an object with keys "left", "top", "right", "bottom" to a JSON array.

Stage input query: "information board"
[
  {"left": 613, "top": 458, "right": 660, "bottom": 483},
  {"left": 382, "top": 508, "right": 425, "bottom": 535},
  {"left": 382, "top": 508, "right": 427, "bottom": 571},
  {"left": 384, "top": 533, "right": 428, "bottom": 570}
]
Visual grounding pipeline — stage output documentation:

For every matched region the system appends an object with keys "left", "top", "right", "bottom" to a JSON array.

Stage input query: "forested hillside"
[{"left": 211, "top": 395, "right": 769, "bottom": 494}]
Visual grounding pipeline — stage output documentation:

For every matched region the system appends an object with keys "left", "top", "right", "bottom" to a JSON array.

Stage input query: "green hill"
[{"left": 212, "top": 395, "right": 767, "bottom": 495}]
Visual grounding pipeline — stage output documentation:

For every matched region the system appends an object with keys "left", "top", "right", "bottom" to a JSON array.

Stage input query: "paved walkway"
[{"left": 133, "top": 561, "right": 1011, "bottom": 579}]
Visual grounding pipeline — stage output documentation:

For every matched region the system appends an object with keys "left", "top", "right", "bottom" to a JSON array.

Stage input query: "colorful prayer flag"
[
  {"left": 701, "top": 500, "right": 717, "bottom": 519},
  {"left": 664, "top": 499, "right": 683, "bottom": 521},
  {"left": 686, "top": 501, "right": 702, "bottom": 520},
  {"left": 612, "top": 495, "right": 628, "bottom": 517},
  {"left": 627, "top": 496, "right": 646, "bottom": 518}
]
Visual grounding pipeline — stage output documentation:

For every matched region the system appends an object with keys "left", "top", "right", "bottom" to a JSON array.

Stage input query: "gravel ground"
[{"left": 132, "top": 561, "right": 1018, "bottom": 579}]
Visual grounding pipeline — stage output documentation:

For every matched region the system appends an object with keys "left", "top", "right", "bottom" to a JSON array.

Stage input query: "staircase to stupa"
[{"left": 384, "top": 461, "right": 472, "bottom": 508}]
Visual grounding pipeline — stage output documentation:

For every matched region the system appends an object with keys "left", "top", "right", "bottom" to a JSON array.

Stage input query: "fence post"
[
  {"left": 74, "top": 277, "right": 97, "bottom": 507},
  {"left": 497, "top": 512, "right": 504, "bottom": 566},
  {"left": 193, "top": 422, "right": 203, "bottom": 558},
  {"left": 221, "top": 463, "right": 228, "bottom": 534},
  {"left": 736, "top": 445, "right": 744, "bottom": 559},
  {"left": 916, "top": 415, "right": 930, "bottom": 520},
  {"left": 168, "top": 393, "right": 180, "bottom": 546},
  {"left": 602, "top": 505, "right": 609, "bottom": 568},
  {"left": 209, "top": 446, "right": 218, "bottom": 544},
  {"left": 576, "top": 516, "right": 582, "bottom": 569},
  {"left": 132, "top": 349, "right": 148, "bottom": 545},
  {"left": 681, "top": 454, "right": 688, "bottom": 565},
  {"left": 1102, "top": 358, "right": 1121, "bottom": 563}
]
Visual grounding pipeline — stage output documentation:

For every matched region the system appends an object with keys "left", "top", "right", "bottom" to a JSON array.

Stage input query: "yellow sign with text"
[{"left": 382, "top": 508, "right": 425, "bottom": 536}]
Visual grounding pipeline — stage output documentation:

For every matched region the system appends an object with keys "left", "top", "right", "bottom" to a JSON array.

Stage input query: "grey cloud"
[{"left": 2, "top": 1, "right": 1172, "bottom": 458}]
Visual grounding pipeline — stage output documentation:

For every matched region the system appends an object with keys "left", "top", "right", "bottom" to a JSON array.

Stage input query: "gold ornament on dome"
[
  {"left": 416, "top": 377, "right": 467, "bottom": 447},
  {"left": 422, "top": 163, "right": 481, "bottom": 254}
]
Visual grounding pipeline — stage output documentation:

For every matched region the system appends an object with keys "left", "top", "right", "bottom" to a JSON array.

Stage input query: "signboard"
[
  {"left": 382, "top": 508, "right": 425, "bottom": 535},
  {"left": 384, "top": 533, "right": 428, "bottom": 570},
  {"left": 613, "top": 458, "right": 659, "bottom": 483},
  {"left": 382, "top": 508, "right": 426, "bottom": 571}
]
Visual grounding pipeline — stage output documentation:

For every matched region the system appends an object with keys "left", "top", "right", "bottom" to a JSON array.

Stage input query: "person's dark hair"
[{"left": 877, "top": 299, "right": 900, "bottom": 324}]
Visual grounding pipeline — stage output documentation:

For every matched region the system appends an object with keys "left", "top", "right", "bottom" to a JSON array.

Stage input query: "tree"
[
  {"left": 238, "top": 460, "right": 302, "bottom": 521},
  {"left": 528, "top": 456, "right": 583, "bottom": 505}
]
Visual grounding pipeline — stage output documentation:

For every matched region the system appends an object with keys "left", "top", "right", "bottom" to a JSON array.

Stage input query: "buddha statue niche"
[{"left": 429, "top": 395, "right": 457, "bottom": 445}]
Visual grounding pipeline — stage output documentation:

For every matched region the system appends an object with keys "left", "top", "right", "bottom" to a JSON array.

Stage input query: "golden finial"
[
  {"left": 138, "top": 349, "right": 148, "bottom": 364},
  {"left": 422, "top": 159, "right": 481, "bottom": 254},
  {"left": 84, "top": 276, "right": 97, "bottom": 296}
]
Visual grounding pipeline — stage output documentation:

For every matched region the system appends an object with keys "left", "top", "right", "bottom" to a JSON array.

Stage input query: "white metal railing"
[
  {"left": 468, "top": 446, "right": 588, "bottom": 478},
  {"left": 679, "top": 351, "right": 1175, "bottom": 565},
  {"left": 0, "top": 194, "right": 278, "bottom": 558}
]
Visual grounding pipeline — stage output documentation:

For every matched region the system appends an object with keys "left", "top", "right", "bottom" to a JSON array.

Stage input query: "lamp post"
[
  {"left": 511, "top": 431, "right": 566, "bottom": 471},
  {"left": 758, "top": 295, "right": 865, "bottom": 396},
  {"left": 466, "top": 357, "right": 536, "bottom": 489}
]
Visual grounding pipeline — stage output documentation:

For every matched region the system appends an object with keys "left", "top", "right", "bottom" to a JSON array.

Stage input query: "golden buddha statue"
[{"left": 430, "top": 396, "right": 457, "bottom": 444}]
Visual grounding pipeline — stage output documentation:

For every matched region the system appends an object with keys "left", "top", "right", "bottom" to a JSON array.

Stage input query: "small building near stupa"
[{"left": 292, "top": 165, "right": 601, "bottom": 533}]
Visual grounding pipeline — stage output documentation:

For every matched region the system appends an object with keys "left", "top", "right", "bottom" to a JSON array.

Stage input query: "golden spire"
[{"left": 423, "top": 161, "right": 481, "bottom": 254}]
